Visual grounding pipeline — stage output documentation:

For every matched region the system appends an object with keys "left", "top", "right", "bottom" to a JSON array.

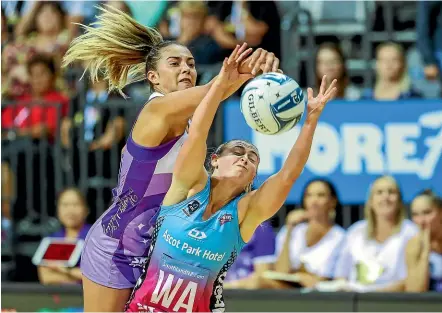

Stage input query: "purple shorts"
[{"left": 81, "top": 207, "right": 159, "bottom": 289}]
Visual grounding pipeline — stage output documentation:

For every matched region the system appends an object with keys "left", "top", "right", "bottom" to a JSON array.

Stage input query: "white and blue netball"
[{"left": 240, "top": 72, "right": 306, "bottom": 135}]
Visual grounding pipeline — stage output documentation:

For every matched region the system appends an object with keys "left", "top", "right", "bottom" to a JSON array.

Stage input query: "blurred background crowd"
[{"left": 1, "top": 0, "right": 441, "bottom": 298}]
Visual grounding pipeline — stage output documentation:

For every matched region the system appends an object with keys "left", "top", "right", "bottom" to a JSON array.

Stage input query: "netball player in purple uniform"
[{"left": 62, "top": 6, "right": 280, "bottom": 312}]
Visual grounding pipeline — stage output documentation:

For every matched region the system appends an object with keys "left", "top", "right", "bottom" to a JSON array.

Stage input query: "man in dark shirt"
[
  {"left": 417, "top": 1, "right": 442, "bottom": 84},
  {"left": 207, "top": 1, "right": 282, "bottom": 61}
]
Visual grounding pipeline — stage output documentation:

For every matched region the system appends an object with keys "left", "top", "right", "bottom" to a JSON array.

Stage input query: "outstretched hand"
[
  {"left": 217, "top": 43, "right": 254, "bottom": 86},
  {"left": 306, "top": 75, "right": 338, "bottom": 123},
  {"left": 240, "top": 47, "right": 282, "bottom": 75}
]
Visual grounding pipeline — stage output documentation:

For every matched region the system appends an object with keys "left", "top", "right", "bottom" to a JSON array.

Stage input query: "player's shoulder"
[{"left": 140, "top": 92, "right": 166, "bottom": 112}]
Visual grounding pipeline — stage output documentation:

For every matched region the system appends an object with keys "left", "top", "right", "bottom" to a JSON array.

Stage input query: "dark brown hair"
[
  {"left": 417, "top": 189, "right": 442, "bottom": 210},
  {"left": 27, "top": 54, "right": 57, "bottom": 75},
  {"left": 57, "top": 187, "right": 88, "bottom": 211},
  {"left": 315, "top": 42, "right": 349, "bottom": 98}
]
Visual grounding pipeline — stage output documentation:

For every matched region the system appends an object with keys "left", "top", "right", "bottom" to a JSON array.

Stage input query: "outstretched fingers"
[
  {"left": 227, "top": 45, "right": 241, "bottom": 65},
  {"left": 324, "top": 87, "right": 338, "bottom": 103},
  {"left": 325, "top": 79, "right": 338, "bottom": 96},
  {"left": 319, "top": 75, "right": 327, "bottom": 95},
  {"left": 236, "top": 43, "right": 248, "bottom": 59},
  {"left": 221, "top": 57, "right": 229, "bottom": 71},
  {"left": 228, "top": 43, "right": 250, "bottom": 66},
  {"left": 307, "top": 87, "right": 314, "bottom": 100},
  {"left": 271, "top": 57, "right": 280, "bottom": 73},
  {"left": 324, "top": 79, "right": 338, "bottom": 101},
  {"left": 236, "top": 48, "right": 253, "bottom": 64},
  {"left": 248, "top": 48, "right": 263, "bottom": 70},
  {"left": 252, "top": 50, "right": 267, "bottom": 75}
]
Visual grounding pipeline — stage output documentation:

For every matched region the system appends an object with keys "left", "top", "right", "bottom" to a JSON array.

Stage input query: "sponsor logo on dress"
[
  {"left": 182, "top": 200, "right": 200, "bottom": 216},
  {"left": 187, "top": 228, "right": 207, "bottom": 240},
  {"left": 218, "top": 213, "right": 233, "bottom": 225},
  {"left": 129, "top": 257, "right": 147, "bottom": 268}
]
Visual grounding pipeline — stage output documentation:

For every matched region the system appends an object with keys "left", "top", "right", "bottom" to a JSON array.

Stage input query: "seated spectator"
[
  {"left": 2, "top": 2, "right": 69, "bottom": 99},
  {"left": 224, "top": 221, "right": 276, "bottom": 289},
  {"left": 273, "top": 179, "right": 345, "bottom": 288},
  {"left": 405, "top": 190, "right": 442, "bottom": 292},
  {"left": 1, "top": 55, "right": 69, "bottom": 221},
  {"left": 38, "top": 187, "right": 91, "bottom": 285},
  {"left": 2, "top": 55, "right": 70, "bottom": 141},
  {"left": 160, "top": 1, "right": 223, "bottom": 66},
  {"left": 333, "top": 176, "right": 418, "bottom": 292},
  {"left": 61, "top": 76, "right": 126, "bottom": 214},
  {"left": 315, "top": 42, "right": 361, "bottom": 100},
  {"left": 362, "top": 42, "right": 422, "bottom": 100},
  {"left": 206, "top": 1, "right": 281, "bottom": 59}
]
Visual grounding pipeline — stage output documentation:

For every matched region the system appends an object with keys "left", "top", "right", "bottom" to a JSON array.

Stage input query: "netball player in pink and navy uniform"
[
  {"left": 62, "top": 6, "right": 280, "bottom": 312},
  {"left": 125, "top": 47, "right": 338, "bottom": 312}
]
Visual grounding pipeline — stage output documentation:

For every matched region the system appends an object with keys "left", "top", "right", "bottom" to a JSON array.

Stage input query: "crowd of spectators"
[{"left": 1, "top": 0, "right": 441, "bottom": 294}]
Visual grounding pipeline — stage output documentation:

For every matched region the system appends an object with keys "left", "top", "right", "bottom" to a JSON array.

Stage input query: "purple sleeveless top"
[{"left": 80, "top": 92, "right": 188, "bottom": 289}]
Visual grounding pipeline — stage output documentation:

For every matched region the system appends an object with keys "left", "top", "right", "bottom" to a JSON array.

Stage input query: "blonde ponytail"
[{"left": 62, "top": 5, "right": 164, "bottom": 93}]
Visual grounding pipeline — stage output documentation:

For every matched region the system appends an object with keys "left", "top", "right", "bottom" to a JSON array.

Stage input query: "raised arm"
[
  {"left": 242, "top": 76, "right": 337, "bottom": 228},
  {"left": 147, "top": 46, "right": 279, "bottom": 120},
  {"left": 162, "top": 45, "right": 253, "bottom": 205},
  {"left": 133, "top": 47, "right": 279, "bottom": 147}
]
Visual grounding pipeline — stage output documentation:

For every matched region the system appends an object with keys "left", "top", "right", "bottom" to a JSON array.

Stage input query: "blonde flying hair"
[
  {"left": 364, "top": 175, "right": 406, "bottom": 239},
  {"left": 62, "top": 5, "right": 178, "bottom": 94}
]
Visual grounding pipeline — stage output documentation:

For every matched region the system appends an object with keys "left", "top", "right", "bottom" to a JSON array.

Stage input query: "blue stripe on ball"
[
  {"left": 272, "top": 93, "right": 297, "bottom": 112},
  {"left": 270, "top": 105, "right": 294, "bottom": 131},
  {"left": 272, "top": 87, "right": 304, "bottom": 113},
  {"left": 261, "top": 73, "right": 292, "bottom": 84}
]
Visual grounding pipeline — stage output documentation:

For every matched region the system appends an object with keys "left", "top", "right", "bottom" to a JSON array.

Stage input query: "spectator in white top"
[
  {"left": 273, "top": 179, "right": 345, "bottom": 288},
  {"left": 406, "top": 190, "right": 442, "bottom": 292},
  {"left": 333, "top": 176, "right": 418, "bottom": 292},
  {"left": 361, "top": 42, "right": 422, "bottom": 100}
]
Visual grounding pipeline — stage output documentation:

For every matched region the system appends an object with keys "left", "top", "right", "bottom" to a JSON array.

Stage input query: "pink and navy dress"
[{"left": 126, "top": 178, "right": 247, "bottom": 312}]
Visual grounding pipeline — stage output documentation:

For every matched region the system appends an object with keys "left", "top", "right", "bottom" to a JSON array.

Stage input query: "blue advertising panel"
[{"left": 223, "top": 99, "right": 442, "bottom": 204}]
